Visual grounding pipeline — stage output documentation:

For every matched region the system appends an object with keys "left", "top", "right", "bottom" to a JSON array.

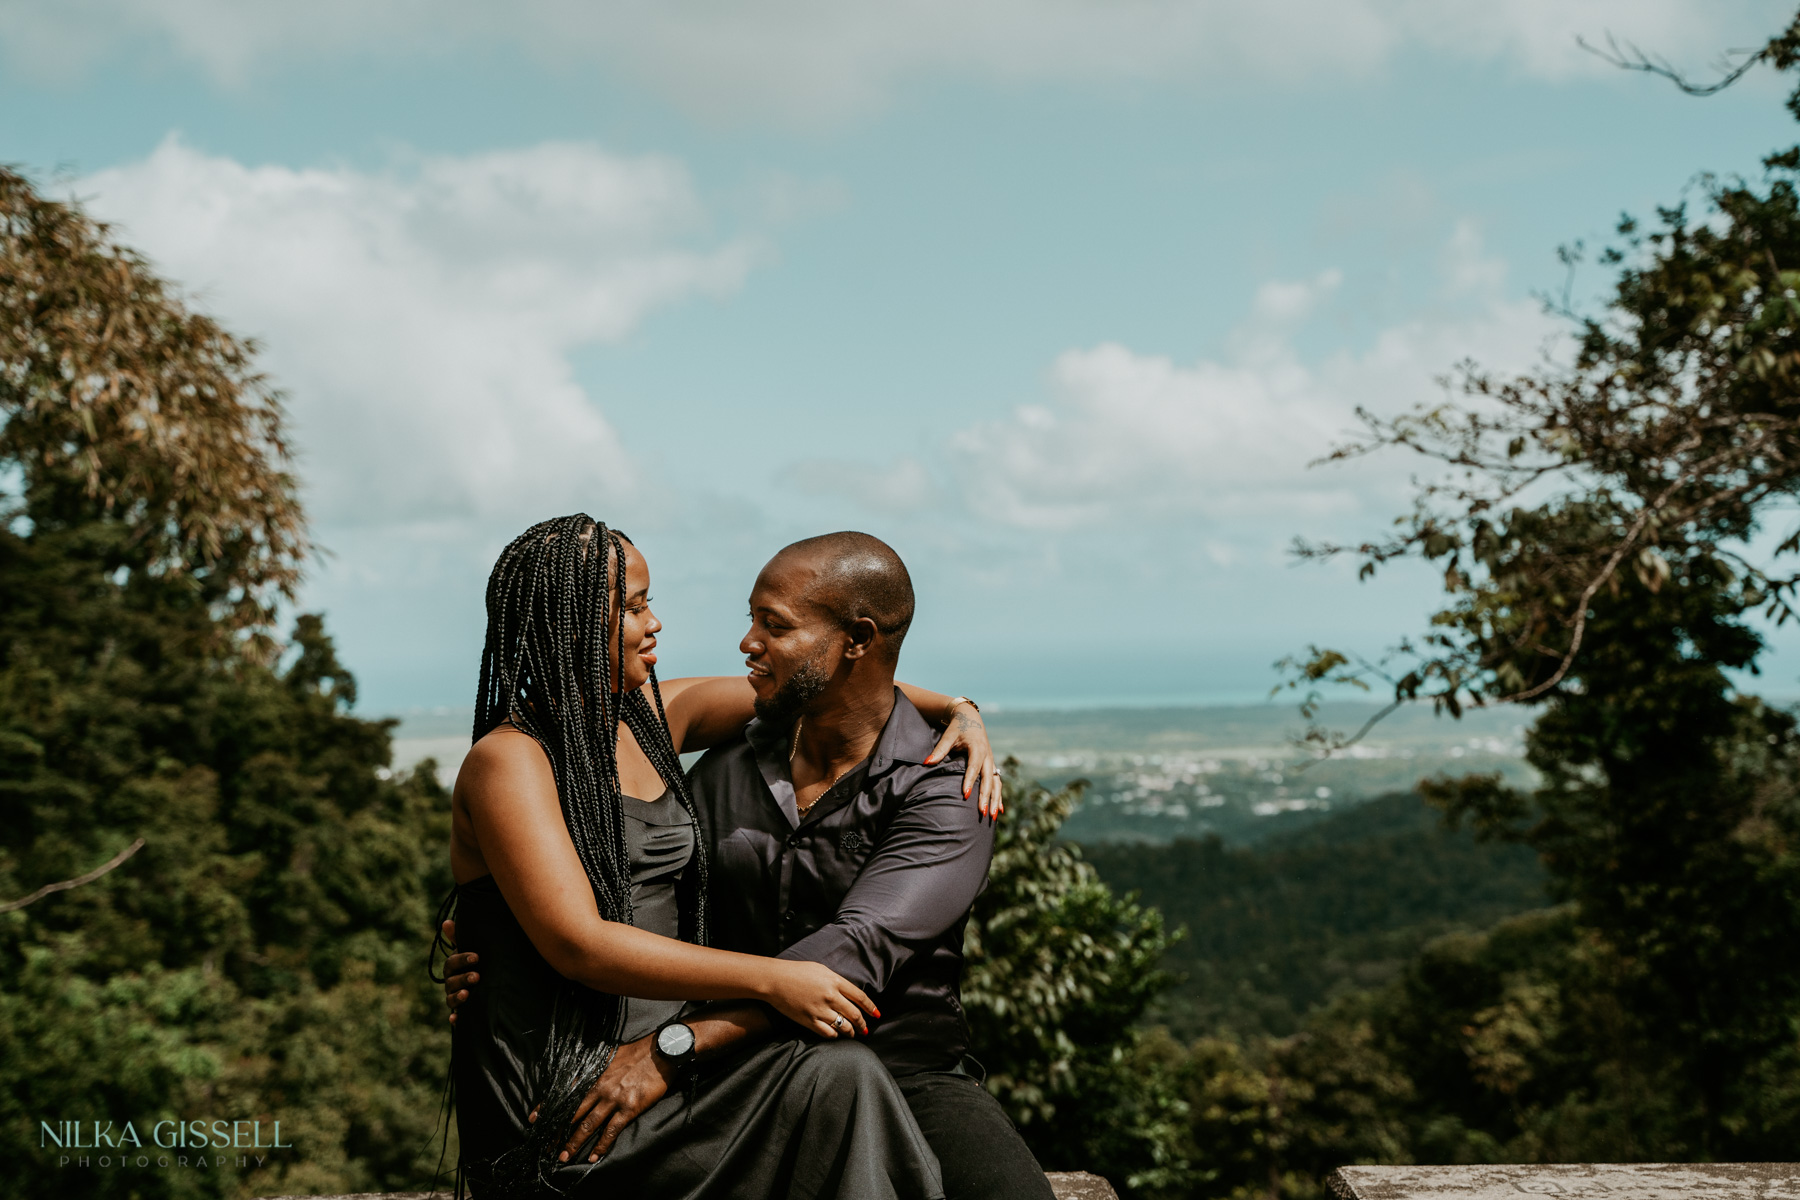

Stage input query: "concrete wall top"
[{"left": 1330, "top": 1163, "right": 1800, "bottom": 1199}]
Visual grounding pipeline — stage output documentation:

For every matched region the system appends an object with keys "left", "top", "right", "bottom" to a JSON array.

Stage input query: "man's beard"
[{"left": 754, "top": 657, "right": 832, "bottom": 725}]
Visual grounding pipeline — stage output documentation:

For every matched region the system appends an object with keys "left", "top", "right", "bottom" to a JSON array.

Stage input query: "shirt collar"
[
  {"left": 746, "top": 686, "right": 934, "bottom": 768},
  {"left": 867, "top": 688, "right": 938, "bottom": 771},
  {"left": 745, "top": 688, "right": 937, "bottom": 827}
]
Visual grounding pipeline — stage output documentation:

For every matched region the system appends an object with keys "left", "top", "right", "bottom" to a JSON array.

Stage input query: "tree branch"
[
  {"left": 1492, "top": 503, "right": 1655, "bottom": 703},
  {"left": 0, "top": 838, "right": 145, "bottom": 914},
  {"left": 1292, "top": 697, "right": 1405, "bottom": 771},
  {"left": 1578, "top": 32, "right": 1766, "bottom": 97}
]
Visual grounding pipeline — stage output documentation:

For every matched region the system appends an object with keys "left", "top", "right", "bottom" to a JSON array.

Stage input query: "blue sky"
[{"left": 6, "top": 1, "right": 1800, "bottom": 712}]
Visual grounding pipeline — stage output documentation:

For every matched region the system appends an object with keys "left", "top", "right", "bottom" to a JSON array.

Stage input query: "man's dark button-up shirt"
[{"left": 688, "top": 689, "right": 995, "bottom": 1076}]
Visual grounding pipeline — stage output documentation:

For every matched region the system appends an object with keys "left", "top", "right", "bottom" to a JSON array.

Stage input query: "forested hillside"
[{"left": 1082, "top": 792, "right": 1546, "bottom": 1040}]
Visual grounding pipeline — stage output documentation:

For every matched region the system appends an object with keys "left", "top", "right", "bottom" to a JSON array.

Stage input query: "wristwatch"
[{"left": 654, "top": 1018, "right": 698, "bottom": 1075}]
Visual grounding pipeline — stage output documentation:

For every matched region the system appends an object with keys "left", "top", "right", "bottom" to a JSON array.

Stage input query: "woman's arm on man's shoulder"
[
  {"left": 656, "top": 676, "right": 1002, "bottom": 815},
  {"left": 897, "top": 684, "right": 1003, "bottom": 817},
  {"left": 654, "top": 676, "right": 758, "bottom": 754}
]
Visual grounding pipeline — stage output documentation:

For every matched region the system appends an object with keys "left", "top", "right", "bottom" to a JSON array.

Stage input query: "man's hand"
[
  {"left": 529, "top": 1004, "right": 769, "bottom": 1159},
  {"left": 535, "top": 1034, "right": 673, "bottom": 1163},
  {"left": 441, "top": 919, "right": 479, "bottom": 1025}
]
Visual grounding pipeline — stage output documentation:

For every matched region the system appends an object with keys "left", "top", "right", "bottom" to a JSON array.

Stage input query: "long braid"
[{"left": 465, "top": 514, "right": 702, "bottom": 1197}]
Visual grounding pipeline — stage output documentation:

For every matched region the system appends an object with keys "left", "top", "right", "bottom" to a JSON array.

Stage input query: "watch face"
[{"left": 657, "top": 1022, "right": 695, "bottom": 1057}]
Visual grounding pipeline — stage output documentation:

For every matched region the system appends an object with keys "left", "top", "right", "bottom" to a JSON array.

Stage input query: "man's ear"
[{"left": 844, "top": 616, "right": 878, "bottom": 660}]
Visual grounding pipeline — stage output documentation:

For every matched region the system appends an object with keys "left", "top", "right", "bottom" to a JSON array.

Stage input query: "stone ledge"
[
  {"left": 1045, "top": 1171, "right": 1121, "bottom": 1200},
  {"left": 269, "top": 1173, "right": 1118, "bottom": 1200},
  {"left": 1329, "top": 1162, "right": 1800, "bottom": 1199}
]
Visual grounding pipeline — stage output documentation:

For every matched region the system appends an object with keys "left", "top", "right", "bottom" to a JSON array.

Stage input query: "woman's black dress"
[{"left": 452, "top": 788, "right": 944, "bottom": 1200}]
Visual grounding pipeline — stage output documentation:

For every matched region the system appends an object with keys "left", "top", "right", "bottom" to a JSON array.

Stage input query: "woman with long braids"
[{"left": 446, "top": 515, "right": 986, "bottom": 1199}]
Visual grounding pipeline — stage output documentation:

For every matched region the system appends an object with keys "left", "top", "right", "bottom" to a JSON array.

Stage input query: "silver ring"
[{"left": 834, "top": 1016, "right": 849, "bottom": 1032}]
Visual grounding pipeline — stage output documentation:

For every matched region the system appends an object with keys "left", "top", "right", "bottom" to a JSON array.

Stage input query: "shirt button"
[{"left": 783, "top": 910, "right": 796, "bottom": 923}]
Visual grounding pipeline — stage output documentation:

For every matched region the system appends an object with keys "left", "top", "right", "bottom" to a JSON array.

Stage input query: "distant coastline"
[
  {"left": 381, "top": 697, "right": 1796, "bottom": 845},
  {"left": 382, "top": 698, "right": 1538, "bottom": 842}
]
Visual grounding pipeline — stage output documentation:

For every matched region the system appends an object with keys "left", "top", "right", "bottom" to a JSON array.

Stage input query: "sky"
[{"left": 6, "top": 0, "right": 1800, "bottom": 714}]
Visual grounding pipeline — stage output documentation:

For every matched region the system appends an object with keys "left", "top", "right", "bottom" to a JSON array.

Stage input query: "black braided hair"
[{"left": 467, "top": 514, "right": 707, "bottom": 1196}]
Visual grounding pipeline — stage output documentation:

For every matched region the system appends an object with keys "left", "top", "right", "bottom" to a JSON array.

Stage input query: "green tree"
[
  {"left": 0, "top": 166, "right": 305, "bottom": 638},
  {"left": 0, "top": 165, "right": 454, "bottom": 1198},
  {"left": 1285, "top": 8, "right": 1800, "bottom": 1162},
  {"left": 963, "top": 763, "right": 1193, "bottom": 1197}
]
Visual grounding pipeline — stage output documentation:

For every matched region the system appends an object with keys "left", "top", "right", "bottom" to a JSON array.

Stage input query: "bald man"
[{"left": 449, "top": 533, "right": 1055, "bottom": 1200}]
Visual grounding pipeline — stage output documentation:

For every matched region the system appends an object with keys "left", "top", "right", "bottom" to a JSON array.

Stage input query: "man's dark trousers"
[{"left": 898, "top": 1068, "right": 1055, "bottom": 1200}]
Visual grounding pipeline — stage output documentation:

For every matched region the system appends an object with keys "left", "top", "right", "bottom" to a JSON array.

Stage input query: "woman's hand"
[
  {"left": 924, "top": 701, "right": 1004, "bottom": 818},
  {"left": 759, "top": 959, "right": 877, "bottom": 1039}
]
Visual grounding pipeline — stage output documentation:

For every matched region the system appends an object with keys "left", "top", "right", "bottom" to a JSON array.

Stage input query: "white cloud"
[
  {"left": 941, "top": 228, "right": 1560, "bottom": 534},
  {"left": 2, "top": 0, "right": 1785, "bottom": 124},
  {"left": 80, "top": 137, "right": 760, "bottom": 529}
]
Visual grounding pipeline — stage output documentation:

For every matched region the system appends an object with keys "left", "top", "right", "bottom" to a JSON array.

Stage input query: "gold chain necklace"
[{"left": 790, "top": 716, "right": 849, "bottom": 817}]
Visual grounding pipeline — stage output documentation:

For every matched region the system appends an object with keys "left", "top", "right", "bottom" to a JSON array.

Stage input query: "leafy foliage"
[
  {"left": 0, "top": 166, "right": 305, "bottom": 639},
  {"left": 0, "top": 534, "right": 457, "bottom": 1198},
  {"left": 0, "top": 167, "right": 453, "bottom": 1199},
  {"left": 1267, "top": 5, "right": 1800, "bottom": 1173},
  {"left": 964, "top": 764, "right": 1193, "bottom": 1196},
  {"left": 1287, "top": 12, "right": 1800, "bottom": 722}
]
